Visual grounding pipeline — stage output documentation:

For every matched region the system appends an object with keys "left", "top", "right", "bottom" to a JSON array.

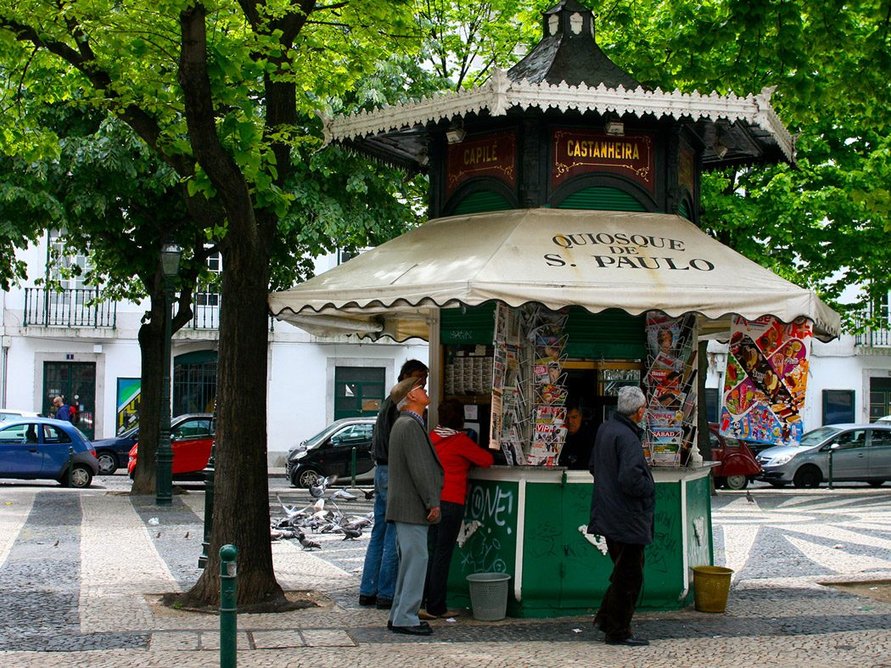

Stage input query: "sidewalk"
[{"left": 0, "top": 487, "right": 889, "bottom": 667}]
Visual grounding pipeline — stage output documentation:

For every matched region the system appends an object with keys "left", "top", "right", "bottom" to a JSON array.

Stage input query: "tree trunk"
[
  {"left": 183, "top": 221, "right": 281, "bottom": 607},
  {"left": 131, "top": 294, "right": 166, "bottom": 494}
]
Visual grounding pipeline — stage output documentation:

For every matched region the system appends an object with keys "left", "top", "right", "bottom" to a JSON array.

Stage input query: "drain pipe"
[{"left": 0, "top": 334, "right": 9, "bottom": 409}]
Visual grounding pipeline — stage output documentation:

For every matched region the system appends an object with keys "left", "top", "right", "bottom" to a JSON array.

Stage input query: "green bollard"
[
  {"left": 828, "top": 447, "right": 834, "bottom": 490},
  {"left": 219, "top": 544, "right": 238, "bottom": 668},
  {"left": 350, "top": 446, "right": 357, "bottom": 488},
  {"left": 198, "top": 445, "right": 215, "bottom": 569}
]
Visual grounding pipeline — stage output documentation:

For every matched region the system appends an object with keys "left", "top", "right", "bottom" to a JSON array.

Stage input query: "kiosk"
[{"left": 270, "top": 0, "right": 839, "bottom": 615}]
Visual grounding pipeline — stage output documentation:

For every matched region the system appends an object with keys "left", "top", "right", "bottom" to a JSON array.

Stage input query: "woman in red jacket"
[{"left": 420, "top": 399, "right": 494, "bottom": 619}]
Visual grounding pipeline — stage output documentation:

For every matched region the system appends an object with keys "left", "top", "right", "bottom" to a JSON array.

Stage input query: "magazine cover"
[{"left": 645, "top": 313, "right": 697, "bottom": 466}]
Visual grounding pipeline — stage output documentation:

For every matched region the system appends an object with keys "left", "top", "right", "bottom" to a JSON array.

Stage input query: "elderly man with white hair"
[
  {"left": 587, "top": 385, "right": 655, "bottom": 647},
  {"left": 385, "top": 376, "right": 444, "bottom": 636}
]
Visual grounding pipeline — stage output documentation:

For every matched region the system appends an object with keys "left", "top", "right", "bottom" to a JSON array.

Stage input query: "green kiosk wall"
[{"left": 447, "top": 468, "right": 714, "bottom": 617}]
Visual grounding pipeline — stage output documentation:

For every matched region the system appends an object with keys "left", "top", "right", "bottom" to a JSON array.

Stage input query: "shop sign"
[
  {"left": 446, "top": 132, "right": 517, "bottom": 196},
  {"left": 552, "top": 129, "right": 654, "bottom": 192},
  {"left": 544, "top": 231, "right": 715, "bottom": 273}
]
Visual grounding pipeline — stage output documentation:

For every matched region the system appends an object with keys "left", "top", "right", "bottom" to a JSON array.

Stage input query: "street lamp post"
[{"left": 156, "top": 243, "right": 181, "bottom": 506}]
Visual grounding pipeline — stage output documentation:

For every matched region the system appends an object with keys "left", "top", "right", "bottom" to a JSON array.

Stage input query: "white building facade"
[{"left": 0, "top": 235, "right": 427, "bottom": 467}]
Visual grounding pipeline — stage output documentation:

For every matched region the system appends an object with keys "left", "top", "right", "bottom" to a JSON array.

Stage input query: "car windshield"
[
  {"left": 301, "top": 423, "right": 341, "bottom": 449},
  {"left": 798, "top": 426, "right": 842, "bottom": 447}
]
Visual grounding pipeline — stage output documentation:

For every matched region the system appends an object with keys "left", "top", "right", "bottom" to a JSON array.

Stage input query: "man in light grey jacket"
[{"left": 385, "top": 376, "right": 444, "bottom": 636}]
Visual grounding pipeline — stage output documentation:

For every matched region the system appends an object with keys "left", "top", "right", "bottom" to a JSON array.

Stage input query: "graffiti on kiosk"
[
  {"left": 467, "top": 485, "right": 515, "bottom": 532},
  {"left": 458, "top": 532, "right": 507, "bottom": 575}
]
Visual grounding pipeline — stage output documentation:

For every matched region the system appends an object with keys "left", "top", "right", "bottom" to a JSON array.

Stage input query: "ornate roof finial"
[{"left": 509, "top": 0, "right": 641, "bottom": 90}]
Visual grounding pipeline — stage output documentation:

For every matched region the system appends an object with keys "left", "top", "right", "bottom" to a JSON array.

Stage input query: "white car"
[
  {"left": 0, "top": 408, "right": 40, "bottom": 423},
  {"left": 877, "top": 415, "right": 891, "bottom": 425}
]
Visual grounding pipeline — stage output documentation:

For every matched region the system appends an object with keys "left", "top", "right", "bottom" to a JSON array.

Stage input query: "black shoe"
[
  {"left": 388, "top": 620, "right": 429, "bottom": 629},
  {"left": 390, "top": 624, "right": 433, "bottom": 636},
  {"left": 359, "top": 595, "right": 377, "bottom": 606},
  {"left": 605, "top": 636, "right": 649, "bottom": 647},
  {"left": 376, "top": 598, "right": 393, "bottom": 610}
]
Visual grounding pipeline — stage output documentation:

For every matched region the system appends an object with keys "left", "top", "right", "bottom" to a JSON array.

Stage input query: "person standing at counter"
[
  {"left": 557, "top": 406, "right": 595, "bottom": 469},
  {"left": 587, "top": 385, "right": 655, "bottom": 647},
  {"left": 386, "top": 377, "right": 444, "bottom": 636},
  {"left": 359, "top": 360, "right": 428, "bottom": 610},
  {"left": 420, "top": 399, "right": 494, "bottom": 620}
]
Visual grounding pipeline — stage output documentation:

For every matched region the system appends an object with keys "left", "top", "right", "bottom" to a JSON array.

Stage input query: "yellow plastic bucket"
[{"left": 692, "top": 565, "right": 733, "bottom": 613}]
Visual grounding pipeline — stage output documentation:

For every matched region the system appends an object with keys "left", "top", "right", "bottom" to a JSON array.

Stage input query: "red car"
[
  {"left": 709, "top": 423, "right": 762, "bottom": 490},
  {"left": 127, "top": 417, "right": 214, "bottom": 478}
]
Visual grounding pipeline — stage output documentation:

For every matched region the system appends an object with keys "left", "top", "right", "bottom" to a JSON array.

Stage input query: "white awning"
[{"left": 269, "top": 209, "right": 839, "bottom": 342}]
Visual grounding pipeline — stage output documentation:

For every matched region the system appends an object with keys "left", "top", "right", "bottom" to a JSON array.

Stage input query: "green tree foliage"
[{"left": 0, "top": 0, "right": 424, "bottom": 607}]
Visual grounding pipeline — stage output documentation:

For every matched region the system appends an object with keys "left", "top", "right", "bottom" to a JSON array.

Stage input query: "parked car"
[
  {"left": 0, "top": 408, "right": 40, "bottom": 423},
  {"left": 286, "top": 417, "right": 375, "bottom": 488},
  {"left": 92, "top": 413, "right": 213, "bottom": 475},
  {"left": 0, "top": 417, "right": 99, "bottom": 488},
  {"left": 756, "top": 423, "right": 891, "bottom": 488},
  {"left": 709, "top": 423, "right": 762, "bottom": 490},
  {"left": 877, "top": 415, "right": 891, "bottom": 425},
  {"left": 127, "top": 415, "right": 215, "bottom": 479}
]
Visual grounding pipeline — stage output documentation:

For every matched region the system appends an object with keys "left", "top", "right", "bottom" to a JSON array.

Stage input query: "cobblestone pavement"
[{"left": 0, "top": 480, "right": 889, "bottom": 667}]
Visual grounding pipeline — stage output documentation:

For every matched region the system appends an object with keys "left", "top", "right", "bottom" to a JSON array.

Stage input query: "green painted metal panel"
[
  {"left": 447, "top": 478, "right": 520, "bottom": 611},
  {"left": 641, "top": 482, "right": 686, "bottom": 609},
  {"left": 557, "top": 186, "right": 647, "bottom": 212},
  {"left": 684, "top": 474, "right": 714, "bottom": 607},
  {"left": 440, "top": 303, "right": 496, "bottom": 344},
  {"left": 518, "top": 481, "right": 568, "bottom": 615},
  {"left": 451, "top": 190, "right": 513, "bottom": 215},
  {"left": 564, "top": 307, "right": 646, "bottom": 359},
  {"left": 450, "top": 473, "right": 713, "bottom": 617}
]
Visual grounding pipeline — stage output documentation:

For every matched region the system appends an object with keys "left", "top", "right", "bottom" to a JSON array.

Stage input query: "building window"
[
  {"left": 333, "top": 366, "right": 385, "bottom": 419},
  {"left": 196, "top": 251, "right": 222, "bottom": 307},
  {"left": 173, "top": 351, "right": 218, "bottom": 416},
  {"left": 869, "top": 378, "right": 891, "bottom": 422},
  {"left": 823, "top": 389, "right": 855, "bottom": 425}
]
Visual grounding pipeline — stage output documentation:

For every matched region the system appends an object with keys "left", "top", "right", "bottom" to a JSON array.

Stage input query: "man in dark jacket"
[
  {"left": 359, "top": 360, "right": 428, "bottom": 609},
  {"left": 588, "top": 385, "right": 654, "bottom": 646},
  {"left": 386, "top": 376, "right": 443, "bottom": 636}
]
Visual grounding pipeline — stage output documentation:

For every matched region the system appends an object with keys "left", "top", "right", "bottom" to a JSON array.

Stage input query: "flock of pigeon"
[{"left": 270, "top": 475, "right": 374, "bottom": 551}]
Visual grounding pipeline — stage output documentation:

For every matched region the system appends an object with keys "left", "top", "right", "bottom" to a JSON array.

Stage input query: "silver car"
[{"left": 756, "top": 423, "right": 891, "bottom": 488}]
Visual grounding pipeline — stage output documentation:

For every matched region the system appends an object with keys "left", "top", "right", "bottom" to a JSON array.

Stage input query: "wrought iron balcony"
[
  {"left": 23, "top": 288, "right": 116, "bottom": 329},
  {"left": 855, "top": 327, "right": 891, "bottom": 348}
]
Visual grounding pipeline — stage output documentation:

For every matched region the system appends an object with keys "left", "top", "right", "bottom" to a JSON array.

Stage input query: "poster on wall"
[
  {"left": 720, "top": 316, "right": 812, "bottom": 446},
  {"left": 644, "top": 313, "right": 698, "bottom": 465},
  {"left": 116, "top": 377, "right": 141, "bottom": 435}
]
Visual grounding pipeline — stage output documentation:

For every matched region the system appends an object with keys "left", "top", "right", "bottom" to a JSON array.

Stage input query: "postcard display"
[
  {"left": 719, "top": 316, "right": 812, "bottom": 447},
  {"left": 490, "top": 304, "right": 571, "bottom": 466},
  {"left": 644, "top": 313, "right": 698, "bottom": 466}
]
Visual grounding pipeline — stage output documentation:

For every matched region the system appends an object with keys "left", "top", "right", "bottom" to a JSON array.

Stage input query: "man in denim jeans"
[{"left": 359, "top": 359, "right": 428, "bottom": 609}]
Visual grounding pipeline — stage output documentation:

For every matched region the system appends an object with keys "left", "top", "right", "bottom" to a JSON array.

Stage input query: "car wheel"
[
  {"left": 297, "top": 467, "right": 322, "bottom": 489},
  {"left": 60, "top": 465, "right": 94, "bottom": 489},
  {"left": 724, "top": 474, "right": 749, "bottom": 490},
  {"left": 867, "top": 480, "right": 885, "bottom": 488},
  {"left": 97, "top": 452, "right": 118, "bottom": 475},
  {"left": 793, "top": 465, "right": 822, "bottom": 489}
]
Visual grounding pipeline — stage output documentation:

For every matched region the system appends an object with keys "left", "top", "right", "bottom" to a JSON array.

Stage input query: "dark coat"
[
  {"left": 371, "top": 397, "right": 398, "bottom": 464},
  {"left": 558, "top": 422, "right": 596, "bottom": 469},
  {"left": 386, "top": 413, "right": 444, "bottom": 525},
  {"left": 587, "top": 412, "right": 655, "bottom": 545}
]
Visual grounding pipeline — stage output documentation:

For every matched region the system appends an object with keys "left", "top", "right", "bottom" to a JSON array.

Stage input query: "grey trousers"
[{"left": 389, "top": 522, "right": 429, "bottom": 627}]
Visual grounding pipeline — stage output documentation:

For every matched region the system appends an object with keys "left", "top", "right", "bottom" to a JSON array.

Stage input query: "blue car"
[
  {"left": 91, "top": 412, "right": 213, "bottom": 475},
  {"left": 0, "top": 417, "right": 99, "bottom": 488}
]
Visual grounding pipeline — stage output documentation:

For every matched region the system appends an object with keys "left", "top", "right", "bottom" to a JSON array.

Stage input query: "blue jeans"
[{"left": 359, "top": 464, "right": 398, "bottom": 600}]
